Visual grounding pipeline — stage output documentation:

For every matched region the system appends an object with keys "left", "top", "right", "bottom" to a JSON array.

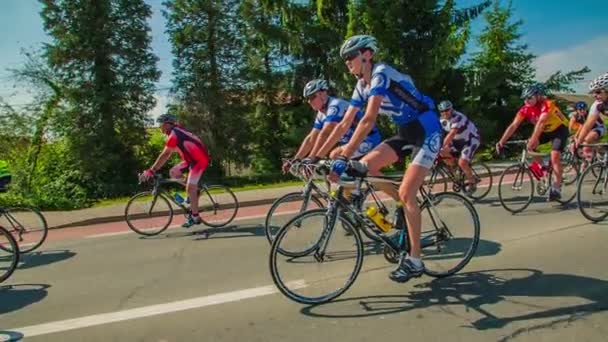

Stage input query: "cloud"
[
  {"left": 148, "top": 93, "right": 170, "bottom": 121},
  {"left": 534, "top": 35, "right": 608, "bottom": 94}
]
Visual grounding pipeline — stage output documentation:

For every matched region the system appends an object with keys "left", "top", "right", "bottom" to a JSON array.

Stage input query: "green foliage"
[
  {"left": 40, "top": 0, "right": 160, "bottom": 198},
  {"left": 164, "top": 0, "right": 248, "bottom": 177},
  {"left": 542, "top": 67, "right": 591, "bottom": 94},
  {"left": 462, "top": 0, "right": 535, "bottom": 144}
]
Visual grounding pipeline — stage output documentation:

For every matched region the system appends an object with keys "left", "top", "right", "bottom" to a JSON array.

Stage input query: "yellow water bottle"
[{"left": 366, "top": 206, "right": 393, "bottom": 232}]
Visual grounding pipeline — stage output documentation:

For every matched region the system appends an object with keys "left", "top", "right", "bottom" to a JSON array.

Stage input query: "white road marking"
[{"left": 2, "top": 280, "right": 306, "bottom": 340}]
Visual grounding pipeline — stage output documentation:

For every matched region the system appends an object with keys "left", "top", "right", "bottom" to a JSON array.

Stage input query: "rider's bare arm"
[
  {"left": 294, "top": 129, "right": 320, "bottom": 160},
  {"left": 442, "top": 129, "right": 458, "bottom": 149},
  {"left": 314, "top": 105, "right": 359, "bottom": 158},
  {"left": 150, "top": 146, "right": 174, "bottom": 172},
  {"left": 576, "top": 112, "right": 600, "bottom": 145},
  {"left": 340, "top": 95, "right": 382, "bottom": 158},
  {"left": 309, "top": 122, "right": 337, "bottom": 157}
]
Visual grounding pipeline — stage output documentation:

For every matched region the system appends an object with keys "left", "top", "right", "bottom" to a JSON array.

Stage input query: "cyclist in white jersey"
[
  {"left": 437, "top": 100, "right": 481, "bottom": 192},
  {"left": 574, "top": 73, "right": 608, "bottom": 161},
  {"left": 309, "top": 35, "right": 442, "bottom": 283},
  {"left": 282, "top": 79, "right": 381, "bottom": 173}
]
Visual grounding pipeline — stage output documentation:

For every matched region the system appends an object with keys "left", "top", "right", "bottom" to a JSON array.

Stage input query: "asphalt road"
[{"left": 1, "top": 183, "right": 608, "bottom": 342}]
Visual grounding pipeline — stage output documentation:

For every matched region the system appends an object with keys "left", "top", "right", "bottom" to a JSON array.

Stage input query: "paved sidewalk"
[{"left": 41, "top": 161, "right": 513, "bottom": 229}]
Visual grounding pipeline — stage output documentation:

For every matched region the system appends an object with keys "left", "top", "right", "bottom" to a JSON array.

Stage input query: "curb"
[
  {"left": 48, "top": 196, "right": 286, "bottom": 230},
  {"left": 48, "top": 164, "right": 516, "bottom": 230}
]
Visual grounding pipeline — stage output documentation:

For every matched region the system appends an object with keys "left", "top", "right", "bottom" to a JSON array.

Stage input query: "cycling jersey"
[
  {"left": 570, "top": 111, "right": 587, "bottom": 126},
  {"left": 516, "top": 99, "right": 568, "bottom": 133},
  {"left": 0, "top": 160, "right": 9, "bottom": 178},
  {"left": 166, "top": 126, "right": 210, "bottom": 165},
  {"left": 589, "top": 100, "right": 608, "bottom": 117},
  {"left": 0, "top": 160, "right": 11, "bottom": 190},
  {"left": 349, "top": 63, "right": 441, "bottom": 168},
  {"left": 313, "top": 96, "right": 381, "bottom": 158},
  {"left": 350, "top": 63, "right": 436, "bottom": 126},
  {"left": 586, "top": 100, "right": 607, "bottom": 137},
  {"left": 165, "top": 126, "right": 210, "bottom": 185},
  {"left": 446, "top": 110, "right": 480, "bottom": 144},
  {"left": 444, "top": 111, "right": 480, "bottom": 162}
]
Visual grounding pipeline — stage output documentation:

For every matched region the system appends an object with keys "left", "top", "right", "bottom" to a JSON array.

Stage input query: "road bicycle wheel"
[
  {"left": 269, "top": 209, "right": 364, "bottom": 305},
  {"left": 198, "top": 185, "right": 239, "bottom": 228},
  {"left": 0, "top": 207, "right": 48, "bottom": 253},
  {"left": 577, "top": 162, "right": 608, "bottom": 222},
  {"left": 124, "top": 191, "right": 174, "bottom": 236},
  {"left": 466, "top": 162, "right": 493, "bottom": 201},
  {"left": 264, "top": 192, "right": 325, "bottom": 244},
  {"left": 420, "top": 192, "right": 480, "bottom": 278},
  {"left": 0, "top": 226, "right": 19, "bottom": 283},
  {"left": 498, "top": 164, "right": 534, "bottom": 214}
]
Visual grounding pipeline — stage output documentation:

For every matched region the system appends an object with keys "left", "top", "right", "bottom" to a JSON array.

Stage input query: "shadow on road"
[
  {"left": 18, "top": 250, "right": 76, "bottom": 270},
  {"left": 301, "top": 268, "right": 608, "bottom": 335},
  {"left": 138, "top": 223, "right": 266, "bottom": 241},
  {"left": 0, "top": 330, "right": 23, "bottom": 342},
  {"left": 195, "top": 224, "right": 266, "bottom": 240},
  {"left": 360, "top": 238, "right": 502, "bottom": 261},
  {"left": 0, "top": 283, "right": 50, "bottom": 315}
]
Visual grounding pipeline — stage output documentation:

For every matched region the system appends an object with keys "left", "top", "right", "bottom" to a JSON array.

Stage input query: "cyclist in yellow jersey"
[{"left": 496, "top": 84, "right": 569, "bottom": 201}]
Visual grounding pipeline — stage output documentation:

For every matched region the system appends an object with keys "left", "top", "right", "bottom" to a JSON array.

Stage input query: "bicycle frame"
[
  {"left": 0, "top": 208, "right": 26, "bottom": 241},
  {"left": 312, "top": 176, "right": 453, "bottom": 261},
  {"left": 147, "top": 176, "right": 222, "bottom": 216}
]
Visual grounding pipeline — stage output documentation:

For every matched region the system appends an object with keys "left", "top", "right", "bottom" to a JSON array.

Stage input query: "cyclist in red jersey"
[
  {"left": 140, "top": 114, "right": 210, "bottom": 227},
  {"left": 496, "top": 84, "right": 569, "bottom": 201}
]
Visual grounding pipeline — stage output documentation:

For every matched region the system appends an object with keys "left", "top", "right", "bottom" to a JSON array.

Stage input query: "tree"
[
  {"left": 164, "top": 0, "right": 248, "bottom": 176},
  {"left": 464, "top": 0, "right": 535, "bottom": 141},
  {"left": 40, "top": 0, "right": 160, "bottom": 197},
  {"left": 240, "top": 0, "right": 294, "bottom": 173},
  {"left": 346, "top": 0, "right": 491, "bottom": 90},
  {"left": 542, "top": 67, "right": 591, "bottom": 94}
]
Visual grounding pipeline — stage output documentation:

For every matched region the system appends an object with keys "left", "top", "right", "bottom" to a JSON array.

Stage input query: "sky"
[{"left": 0, "top": 0, "right": 605, "bottom": 117}]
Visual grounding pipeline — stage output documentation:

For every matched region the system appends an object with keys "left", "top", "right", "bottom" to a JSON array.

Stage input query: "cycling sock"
[{"left": 406, "top": 255, "right": 422, "bottom": 268}]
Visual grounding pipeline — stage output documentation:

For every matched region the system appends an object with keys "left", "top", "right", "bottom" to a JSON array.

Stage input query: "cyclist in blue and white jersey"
[
  {"left": 310, "top": 35, "right": 442, "bottom": 283},
  {"left": 282, "top": 79, "right": 381, "bottom": 173}
]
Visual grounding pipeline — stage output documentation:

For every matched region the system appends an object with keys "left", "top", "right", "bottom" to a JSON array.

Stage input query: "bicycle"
[
  {"left": 265, "top": 161, "right": 381, "bottom": 244},
  {"left": 0, "top": 206, "right": 48, "bottom": 254},
  {"left": 497, "top": 140, "right": 579, "bottom": 214},
  {"left": 576, "top": 143, "right": 608, "bottom": 222},
  {"left": 269, "top": 160, "right": 480, "bottom": 305},
  {"left": 125, "top": 174, "right": 239, "bottom": 236},
  {"left": 426, "top": 154, "right": 493, "bottom": 200},
  {"left": 264, "top": 161, "right": 330, "bottom": 244},
  {"left": 0, "top": 225, "right": 20, "bottom": 283}
]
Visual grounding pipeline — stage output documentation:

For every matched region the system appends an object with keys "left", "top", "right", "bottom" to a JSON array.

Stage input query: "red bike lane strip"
[{"left": 39, "top": 173, "right": 516, "bottom": 245}]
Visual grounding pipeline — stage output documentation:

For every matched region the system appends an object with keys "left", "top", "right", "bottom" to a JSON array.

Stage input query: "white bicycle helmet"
[{"left": 589, "top": 72, "right": 608, "bottom": 93}]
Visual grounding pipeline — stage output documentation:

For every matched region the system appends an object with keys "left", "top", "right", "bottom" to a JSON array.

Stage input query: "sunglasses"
[
  {"left": 593, "top": 90, "right": 605, "bottom": 95},
  {"left": 343, "top": 50, "right": 361, "bottom": 62},
  {"left": 306, "top": 93, "right": 319, "bottom": 102}
]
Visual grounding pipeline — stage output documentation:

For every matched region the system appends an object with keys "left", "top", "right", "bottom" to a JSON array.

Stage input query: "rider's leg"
[
  {"left": 390, "top": 128, "right": 441, "bottom": 283},
  {"left": 550, "top": 126, "right": 569, "bottom": 190},
  {"left": 583, "top": 130, "right": 600, "bottom": 161},
  {"left": 398, "top": 164, "right": 430, "bottom": 260},
  {"left": 169, "top": 162, "right": 187, "bottom": 180},
  {"left": 459, "top": 140, "right": 479, "bottom": 184},
  {"left": 360, "top": 143, "right": 400, "bottom": 202}
]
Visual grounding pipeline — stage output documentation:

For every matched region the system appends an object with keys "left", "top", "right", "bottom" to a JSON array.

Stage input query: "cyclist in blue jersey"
[
  {"left": 310, "top": 35, "right": 442, "bottom": 283},
  {"left": 282, "top": 79, "right": 381, "bottom": 173}
]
